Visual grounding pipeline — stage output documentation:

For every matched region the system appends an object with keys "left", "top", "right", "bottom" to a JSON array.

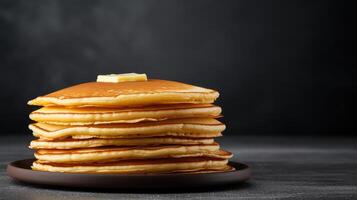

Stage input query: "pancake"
[
  {"left": 29, "top": 118, "right": 225, "bottom": 140},
  {"left": 34, "top": 144, "right": 233, "bottom": 163},
  {"left": 30, "top": 137, "right": 215, "bottom": 149},
  {"left": 29, "top": 104, "right": 221, "bottom": 125},
  {"left": 32, "top": 157, "right": 232, "bottom": 174},
  {"left": 27, "top": 75, "right": 235, "bottom": 175},
  {"left": 70, "top": 133, "right": 221, "bottom": 140},
  {"left": 28, "top": 80, "right": 219, "bottom": 107}
]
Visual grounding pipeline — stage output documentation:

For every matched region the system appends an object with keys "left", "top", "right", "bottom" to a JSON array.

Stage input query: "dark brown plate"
[{"left": 7, "top": 159, "right": 251, "bottom": 189}]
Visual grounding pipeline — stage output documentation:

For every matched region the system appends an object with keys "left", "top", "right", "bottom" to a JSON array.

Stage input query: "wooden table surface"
[{"left": 1, "top": 135, "right": 356, "bottom": 200}]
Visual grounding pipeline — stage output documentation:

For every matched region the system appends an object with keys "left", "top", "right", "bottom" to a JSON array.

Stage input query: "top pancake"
[{"left": 28, "top": 79, "right": 219, "bottom": 107}]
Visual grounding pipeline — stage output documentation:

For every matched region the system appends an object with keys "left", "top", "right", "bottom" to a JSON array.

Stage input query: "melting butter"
[{"left": 97, "top": 73, "right": 147, "bottom": 83}]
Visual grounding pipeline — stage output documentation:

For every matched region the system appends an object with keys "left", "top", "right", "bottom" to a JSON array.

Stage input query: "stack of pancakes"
[{"left": 28, "top": 77, "right": 233, "bottom": 174}]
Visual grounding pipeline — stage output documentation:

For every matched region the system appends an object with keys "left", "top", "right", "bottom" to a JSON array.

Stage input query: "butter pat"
[{"left": 97, "top": 73, "right": 148, "bottom": 83}]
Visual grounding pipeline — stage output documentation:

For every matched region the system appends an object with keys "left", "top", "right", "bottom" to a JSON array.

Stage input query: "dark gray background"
[{"left": 0, "top": 0, "right": 355, "bottom": 136}]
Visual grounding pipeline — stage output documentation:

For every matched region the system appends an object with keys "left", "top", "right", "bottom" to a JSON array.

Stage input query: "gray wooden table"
[{"left": 1, "top": 135, "right": 356, "bottom": 200}]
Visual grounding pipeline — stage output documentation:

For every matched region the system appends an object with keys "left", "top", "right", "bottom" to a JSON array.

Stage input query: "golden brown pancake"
[
  {"left": 29, "top": 104, "right": 222, "bottom": 125},
  {"left": 28, "top": 80, "right": 219, "bottom": 107},
  {"left": 30, "top": 137, "right": 215, "bottom": 149},
  {"left": 29, "top": 118, "right": 225, "bottom": 140},
  {"left": 32, "top": 157, "right": 232, "bottom": 174},
  {"left": 34, "top": 143, "right": 233, "bottom": 163},
  {"left": 27, "top": 76, "right": 234, "bottom": 175}
]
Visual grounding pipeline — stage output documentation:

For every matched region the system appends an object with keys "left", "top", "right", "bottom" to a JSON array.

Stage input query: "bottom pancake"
[
  {"left": 34, "top": 144, "right": 233, "bottom": 163},
  {"left": 35, "top": 145, "right": 232, "bottom": 163},
  {"left": 32, "top": 157, "right": 233, "bottom": 174}
]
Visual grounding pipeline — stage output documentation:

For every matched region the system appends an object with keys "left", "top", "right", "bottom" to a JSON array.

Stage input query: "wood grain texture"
[{"left": 1, "top": 135, "right": 356, "bottom": 199}]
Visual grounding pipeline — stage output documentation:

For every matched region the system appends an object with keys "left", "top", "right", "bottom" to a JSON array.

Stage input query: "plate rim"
[{"left": 7, "top": 158, "right": 251, "bottom": 189}]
